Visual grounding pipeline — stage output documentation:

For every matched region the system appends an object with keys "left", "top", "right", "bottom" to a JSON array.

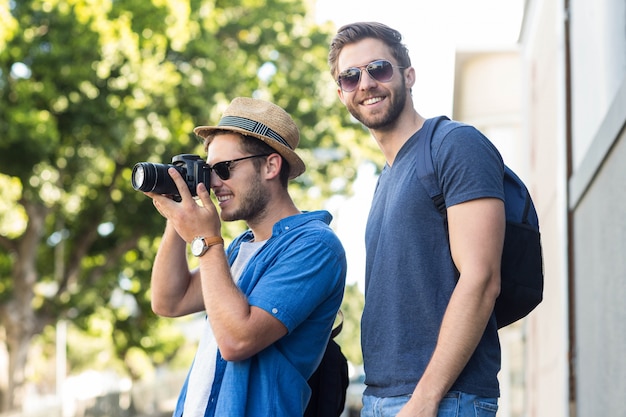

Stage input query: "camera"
[{"left": 131, "top": 154, "right": 210, "bottom": 198}]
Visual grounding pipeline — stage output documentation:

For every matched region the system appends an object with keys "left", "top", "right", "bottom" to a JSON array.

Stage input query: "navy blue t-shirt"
[{"left": 362, "top": 120, "right": 505, "bottom": 398}]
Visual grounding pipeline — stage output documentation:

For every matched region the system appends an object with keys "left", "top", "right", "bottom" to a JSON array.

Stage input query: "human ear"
[
  {"left": 264, "top": 153, "right": 282, "bottom": 179},
  {"left": 405, "top": 66, "right": 416, "bottom": 89}
]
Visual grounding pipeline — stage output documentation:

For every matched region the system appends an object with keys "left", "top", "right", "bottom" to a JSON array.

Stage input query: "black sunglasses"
[
  {"left": 336, "top": 59, "right": 406, "bottom": 93},
  {"left": 207, "top": 154, "right": 270, "bottom": 181}
]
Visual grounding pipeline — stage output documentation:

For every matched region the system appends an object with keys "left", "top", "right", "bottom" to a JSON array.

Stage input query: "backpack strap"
[
  {"left": 330, "top": 309, "right": 343, "bottom": 339},
  {"left": 416, "top": 116, "right": 451, "bottom": 217}
]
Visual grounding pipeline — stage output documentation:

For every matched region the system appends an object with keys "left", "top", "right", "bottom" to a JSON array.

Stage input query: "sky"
[
  {"left": 316, "top": 0, "right": 524, "bottom": 117},
  {"left": 315, "top": 0, "right": 525, "bottom": 290}
]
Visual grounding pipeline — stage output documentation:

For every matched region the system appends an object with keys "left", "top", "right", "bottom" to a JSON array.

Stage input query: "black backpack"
[
  {"left": 417, "top": 116, "right": 544, "bottom": 328},
  {"left": 305, "top": 311, "right": 349, "bottom": 417}
]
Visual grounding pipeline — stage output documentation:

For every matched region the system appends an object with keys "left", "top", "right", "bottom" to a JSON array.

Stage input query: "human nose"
[
  {"left": 209, "top": 170, "right": 222, "bottom": 188},
  {"left": 358, "top": 67, "right": 378, "bottom": 90}
]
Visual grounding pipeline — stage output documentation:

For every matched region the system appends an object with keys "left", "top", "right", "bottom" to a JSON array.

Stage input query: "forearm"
[
  {"left": 150, "top": 221, "right": 203, "bottom": 317},
  {"left": 412, "top": 197, "right": 504, "bottom": 401},
  {"left": 199, "top": 245, "right": 248, "bottom": 345},
  {"left": 414, "top": 272, "right": 499, "bottom": 402},
  {"left": 197, "top": 245, "right": 286, "bottom": 361}
]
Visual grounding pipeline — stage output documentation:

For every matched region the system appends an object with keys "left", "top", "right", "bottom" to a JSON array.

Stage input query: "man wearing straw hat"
[{"left": 146, "top": 97, "right": 347, "bottom": 416}]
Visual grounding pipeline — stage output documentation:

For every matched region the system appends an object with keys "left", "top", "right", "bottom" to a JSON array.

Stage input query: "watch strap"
[{"left": 201, "top": 236, "right": 224, "bottom": 248}]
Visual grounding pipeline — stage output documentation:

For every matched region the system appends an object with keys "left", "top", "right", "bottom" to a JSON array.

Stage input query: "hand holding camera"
[
  {"left": 133, "top": 154, "right": 222, "bottom": 244},
  {"left": 131, "top": 154, "right": 210, "bottom": 200}
]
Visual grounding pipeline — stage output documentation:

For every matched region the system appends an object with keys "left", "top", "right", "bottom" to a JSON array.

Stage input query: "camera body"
[{"left": 131, "top": 154, "right": 210, "bottom": 198}]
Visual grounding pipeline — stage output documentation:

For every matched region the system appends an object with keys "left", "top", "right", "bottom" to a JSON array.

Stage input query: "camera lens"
[
  {"left": 132, "top": 165, "right": 146, "bottom": 189},
  {"left": 131, "top": 162, "right": 179, "bottom": 195}
]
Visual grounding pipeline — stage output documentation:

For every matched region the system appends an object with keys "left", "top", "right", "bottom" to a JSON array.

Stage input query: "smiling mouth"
[
  {"left": 363, "top": 96, "right": 384, "bottom": 105},
  {"left": 216, "top": 194, "right": 232, "bottom": 204}
]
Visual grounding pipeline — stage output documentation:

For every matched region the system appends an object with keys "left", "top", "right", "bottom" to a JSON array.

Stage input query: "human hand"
[
  {"left": 395, "top": 396, "right": 438, "bottom": 417},
  {"left": 146, "top": 167, "right": 221, "bottom": 243}
]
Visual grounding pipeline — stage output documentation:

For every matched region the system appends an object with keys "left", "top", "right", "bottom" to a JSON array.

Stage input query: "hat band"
[{"left": 218, "top": 116, "right": 293, "bottom": 150}]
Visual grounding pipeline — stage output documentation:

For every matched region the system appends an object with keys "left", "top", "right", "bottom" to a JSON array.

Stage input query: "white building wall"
[
  {"left": 567, "top": 0, "right": 626, "bottom": 413},
  {"left": 518, "top": 0, "right": 626, "bottom": 416},
  {"left": 518, "top": 1, "right": 571, "bottom": 416},
  {"left": 569, "top": 0, "right": 626, "bottom": 169}
]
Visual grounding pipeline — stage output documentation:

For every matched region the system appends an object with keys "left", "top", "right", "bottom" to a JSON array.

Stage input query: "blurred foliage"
[
  {"left": 0, "top": 0, "right": 376, "bottom": 408},
  {"left": 336, "top": 283, "right": 365, "bottom": 366}
]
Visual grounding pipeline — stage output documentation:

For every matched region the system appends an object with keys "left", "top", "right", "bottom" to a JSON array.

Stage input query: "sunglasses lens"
[
  {"left": 212, "top": 162, "right": 230, "bottom": 180},
  {"left": 338, "top": 68, "right": 361, "bottom": 92},
  {"left": 368, "top": 60, "right": 394, "bottom": 82},
  {"left": 337, "top": 60, "right": 396, "bottom": 92}
]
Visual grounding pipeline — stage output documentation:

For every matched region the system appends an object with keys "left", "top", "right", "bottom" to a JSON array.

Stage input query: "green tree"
[
  {"left": 0, "top": 0, "right": 375, "bottom": 410},
  {"left": 336, "top": 283, "right": 365, "bottom": 366}
]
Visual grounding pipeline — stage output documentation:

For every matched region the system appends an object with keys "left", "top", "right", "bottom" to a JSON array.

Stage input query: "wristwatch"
[{"left": 191, "top": 236, "right": 224, "bottom": 257}]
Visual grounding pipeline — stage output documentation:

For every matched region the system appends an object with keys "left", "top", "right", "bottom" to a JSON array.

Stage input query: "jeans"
[{"left": 361, "top": 391, "right": 498, "bottom": 417}]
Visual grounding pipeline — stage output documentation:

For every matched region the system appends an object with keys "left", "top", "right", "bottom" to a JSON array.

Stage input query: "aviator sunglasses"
[
  {"left": 207, "top": 154, "right": 270, "bottom": 181},
  {"left": 336, "top": 59, "right": 406, "bottom": 92}
]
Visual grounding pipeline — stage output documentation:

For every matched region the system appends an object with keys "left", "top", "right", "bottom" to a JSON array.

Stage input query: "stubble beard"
[
  {"left": 347, "top": 82, "right": 407, "bottom": 130},
  {"left": 220, "top": 174, "right": 269, "bottom": 223}
]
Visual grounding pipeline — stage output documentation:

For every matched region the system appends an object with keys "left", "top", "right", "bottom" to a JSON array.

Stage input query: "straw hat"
[{"left": 194, "top": 97, "right": 305, "bottom": 179}]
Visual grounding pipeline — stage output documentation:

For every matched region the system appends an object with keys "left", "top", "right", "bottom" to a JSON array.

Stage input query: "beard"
[
  {"left": 346, "top": 80, "right": 407, "bottom": 130},
  {"left": 220, "top": 173, "right": 269, "bottom": 223}
]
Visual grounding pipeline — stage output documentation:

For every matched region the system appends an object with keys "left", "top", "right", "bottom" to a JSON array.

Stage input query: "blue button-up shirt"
[{"left": 173, "top": 210, "right": 346, "bottom": 417}]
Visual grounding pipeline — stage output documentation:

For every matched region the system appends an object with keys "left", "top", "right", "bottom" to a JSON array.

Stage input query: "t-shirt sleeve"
[{"left": 433, "top": 124, "right": 505, "bottom": 208}]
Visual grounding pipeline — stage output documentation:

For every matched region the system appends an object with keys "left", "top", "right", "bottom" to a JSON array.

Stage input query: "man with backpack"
[
  {"left": 328, "top": 22, "right": 506, "bottom": 417},
  {"left": 145, "top": 97, "right": 347, "bottom": 416}
]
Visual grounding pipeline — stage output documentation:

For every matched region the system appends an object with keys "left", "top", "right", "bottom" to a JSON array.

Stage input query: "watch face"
[{"left": 191, "top": 237, "right": 205, "bottom": 256}]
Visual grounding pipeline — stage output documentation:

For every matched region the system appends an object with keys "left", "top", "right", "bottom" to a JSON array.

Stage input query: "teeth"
[
  {"left": 217, "top": 195, "right": 231, "bottom": 202},
  {"left": 364, "top": 97, "right": 383, "bottom": 105}
]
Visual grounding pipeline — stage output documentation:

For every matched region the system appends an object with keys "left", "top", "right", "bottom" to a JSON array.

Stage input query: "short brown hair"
[{"left": 328, "top": 22, "right": 411, "bottom": 80}]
